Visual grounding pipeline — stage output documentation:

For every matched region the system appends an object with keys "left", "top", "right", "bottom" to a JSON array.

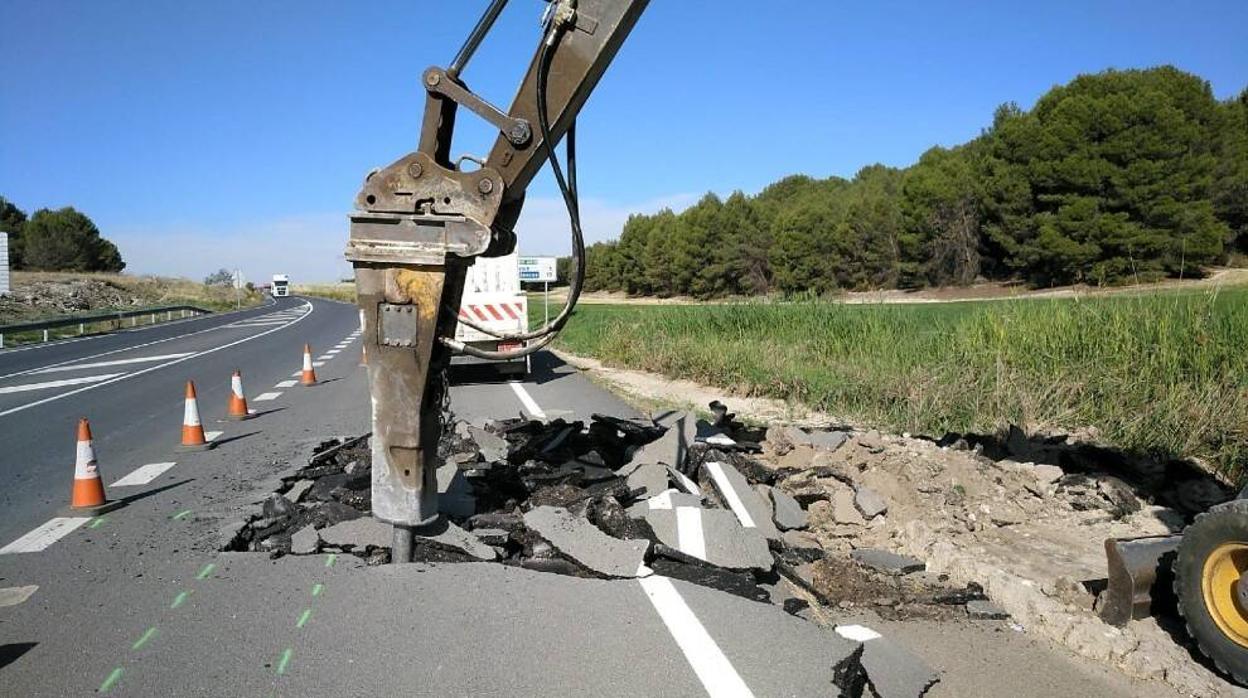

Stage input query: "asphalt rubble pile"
[{"left": 227, "top": 402, "right": 995, "bottom": 696}]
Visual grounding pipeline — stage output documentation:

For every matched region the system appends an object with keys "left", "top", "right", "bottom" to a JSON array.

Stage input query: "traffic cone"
[
  {"left": 301, "top": 344, "right": 318, "bottom": 386},
  {"left": 69, "top": 417, "right": 114, "bottom": 514},
  {"left": 227, "top": 370, "right": 251, "bottom": 420},
  {"left": 179, "top": 380, "right": 213, "bottom": 451}
]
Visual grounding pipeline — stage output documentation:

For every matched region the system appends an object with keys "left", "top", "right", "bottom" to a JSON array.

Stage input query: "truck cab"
[{"left": 271, "top": 274, "right": 290, "bottom": 298}]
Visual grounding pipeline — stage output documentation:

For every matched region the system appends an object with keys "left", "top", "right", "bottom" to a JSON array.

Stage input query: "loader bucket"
[{"left": 1099, "top": 535, "right": 1183, "bottom": 626}]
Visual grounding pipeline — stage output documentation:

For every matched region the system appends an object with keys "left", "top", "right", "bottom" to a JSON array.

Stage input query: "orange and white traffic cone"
[
  {"left": 70, "top": 417, "right": 114, "bottom": 514},
  {"left": 227, "top": 370, "right": 251, "bottom": 420},
  {"left": 179, "top": 380, "right": 213, "bottom": 451},
  {"left": 301, "top": 344, "right": 318, "bottom": 386}
]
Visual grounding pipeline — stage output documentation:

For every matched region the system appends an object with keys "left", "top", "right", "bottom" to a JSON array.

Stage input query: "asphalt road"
[{"left": 0, "top": 296, "right": 1181, "bottom": 697}]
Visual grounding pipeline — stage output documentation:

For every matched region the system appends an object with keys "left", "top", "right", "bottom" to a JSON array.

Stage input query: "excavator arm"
[{"left": 345, "top": 0, "right": 650, "bottom": 561}]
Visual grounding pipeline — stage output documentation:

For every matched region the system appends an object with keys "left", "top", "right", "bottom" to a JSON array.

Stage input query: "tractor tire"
[{"left": 1174, "top": 498, "right": 1248, "bottom": 686}]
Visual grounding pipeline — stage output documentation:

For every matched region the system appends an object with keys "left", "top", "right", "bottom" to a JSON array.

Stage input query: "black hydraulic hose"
[{"left": 446, "top": 19, "right": 587, "bottom": 360}]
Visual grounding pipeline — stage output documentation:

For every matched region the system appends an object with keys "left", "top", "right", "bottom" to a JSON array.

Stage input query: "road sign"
[
  {"left": 517, "top": 256, "right": 557, "bottom": 283},
  {"left": 0, "top": 233, "right": 9, "bottom": 296}
]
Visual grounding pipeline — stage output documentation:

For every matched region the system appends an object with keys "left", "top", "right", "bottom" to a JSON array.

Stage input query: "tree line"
[
  {"left": 580, "top": 67, "right": 1247, "bottom": 297},
  {"left": 0, "top": 198, "right": 125, "bottom": 272}
]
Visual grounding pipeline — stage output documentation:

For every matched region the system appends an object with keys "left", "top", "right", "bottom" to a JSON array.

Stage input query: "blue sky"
[{"left": 2, "top": 1, "right": 1245, "bottom": 282}]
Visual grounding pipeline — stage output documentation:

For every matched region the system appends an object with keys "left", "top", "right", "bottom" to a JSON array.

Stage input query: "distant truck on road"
[
  {"left": 454, "top": 253, "right": 528, "bottom": 375},
  {"left": 271, "top": 274, "right": 290, "bottom": 298}
]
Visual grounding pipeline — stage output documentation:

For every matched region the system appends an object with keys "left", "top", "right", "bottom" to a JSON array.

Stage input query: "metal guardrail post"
[
  {"left": 43, "top": 329, "right": 49, "bottom": 342},
  {"left": 79, "top": 323, "right": 85, "bottom": 335}
]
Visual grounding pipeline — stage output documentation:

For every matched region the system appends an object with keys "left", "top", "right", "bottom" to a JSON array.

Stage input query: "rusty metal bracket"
[{"left": 424, "top": 68, "right": 531, "bottom": 147}]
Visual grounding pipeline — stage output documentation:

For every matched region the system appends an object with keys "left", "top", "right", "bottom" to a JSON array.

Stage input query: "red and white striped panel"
[{"left": 459, "top": 302, "right": 525, "bottom": 322}]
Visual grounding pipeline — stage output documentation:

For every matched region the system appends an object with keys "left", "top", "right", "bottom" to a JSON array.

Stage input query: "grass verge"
[
  {"left": 293, "top": 282, "right": 356, "bottom": 304},
  {"left": 546, "top": 287, "right": 1248, "bottom": 482}
]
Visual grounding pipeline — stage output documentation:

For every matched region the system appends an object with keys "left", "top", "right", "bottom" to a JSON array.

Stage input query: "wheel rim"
[{"left": 1201, "top": 542, "right": 1248, "bottom": 648}]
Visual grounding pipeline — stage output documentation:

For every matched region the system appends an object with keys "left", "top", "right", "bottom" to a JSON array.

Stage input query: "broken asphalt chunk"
[
  {"left": 290, "top": 525, "right": 319, "bottom": 554},
  {"left": 641, "top": 505, "right": 773, "bottom": 571},
  {"left": 853, "top": 485, "right": 889, "bottom": 519},
  {"left": 415, "top": 518, "right": 497, "bottom": 561},
  {"left": 701, "top": 460, "right": 781, "bottom": 542},
  {"left": 859, "top": 635, "right": 940, "bottom": 698},
  {"left": 648, "top": 558, "right": 771, "bottom": 603},
  {"left": 320, "top": 517, "right": 391, "bottom": 550},
  {"left": 523, "top": 506, "right": 650, "bottom": 578},
  {"left": 850, "top": 549, "right": 926, "bottom": 576},
  {"left": 769, "top": 487, "right": 808, "bottom": 530},
  {"left": 965, "top": 599, "right": 1010, "bottom": 620}
]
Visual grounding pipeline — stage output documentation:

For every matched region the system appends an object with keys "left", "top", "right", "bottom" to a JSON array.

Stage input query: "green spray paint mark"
[
  {"left": 311, "top": 583, "right": 324, "bottom": 597},
  {"left": 99, "top": 667, "right": 124, "bottom": 693},
  {"left": 296, "top": 608, "right": 312, "bottom": 628},
  {"left": 170, "top": 590, "right": 191, "bottom": 609},
  {"left": 275, "top": 648, "right": 293, "bottom": 675},
  {"left": 88, "top": 516, "right": 108, "bottom": 529},
  {"left": 196, "top": 563, "right": 215, "bottom": 580},
  {"left": 324, "top": 553, "right": 337, "bottom": 568},
  {"left": 131, "top": 626, "right": 158, "bottom": 650},
  {"left": 172, "top": 509, "right": 192, "bottom": 520}
]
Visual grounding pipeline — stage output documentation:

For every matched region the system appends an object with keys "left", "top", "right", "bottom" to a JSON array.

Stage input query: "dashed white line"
[
  {"left": 317, "top": 355, "right": 333, "bottom": 360},
  {"left": 0, "top": 301, "right": 314, "bottom": 419},
  {"left": 254, "top": 392, "right": 282, "bottom": 402},
  {"left": 312, "top": 361, "right": 325, "bottom": 367},
  {"left": 0, "top": 517, "right": 91, "bottom": 554},
  {"left": 274, "top": 380, "right": 297, "bottom": 388},
  {"left": 0, "top": 373, "right": 126, "bottom": 395},
  {"left": 112, "top": 461, "right": 177, "bottom": 487},
  {"left": 0, "top": 585, "right": 39, "bottom": 607},
  {"left": 508, "top": 382, "right": 545, "bottom": 419},
  {"left": 705, "top": 462, "right": 756, "bottom": 528},
  {"left": 31, "top": 353, "right": 194, "bottom": 374},
  {"left": 676, "top": 506, "right": 707, "bottom": 560},
  {"left": 637, "top": 575, "right": 755, "bottom": 697}
]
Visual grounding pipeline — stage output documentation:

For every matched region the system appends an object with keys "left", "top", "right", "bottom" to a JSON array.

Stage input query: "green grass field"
[{"left": 543, "top": 287, "right": 1248, "bottom": 482}]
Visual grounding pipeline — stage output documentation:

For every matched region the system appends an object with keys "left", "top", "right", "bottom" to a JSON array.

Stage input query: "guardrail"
[{"left": 0, "top": 305, "right": 213, "bottom": 348}]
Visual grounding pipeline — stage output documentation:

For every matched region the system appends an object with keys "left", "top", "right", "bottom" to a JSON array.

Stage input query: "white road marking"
[
  {"left": 637, "top": 575, "right": 755, "bottom": 697},
  {"left": 317, "top": 355, "right": 333, "bottom": 360},
  {"left": 31, "top": 353, "right": 194, "bottom": 374},
  {"left": 204, "top": 430, "right": 223, "bottom": 442},
  {"left": 291, "top": 371, "right": 302, "bottom": 378},
  {"left": 112, "top": 461, "right": 177, "bottom": 487},
  {"left": 0, "top": 296, "right": 280, "bottom": 363},
  {"left": 0, "top": 517, "right": 91, "bottom": 554},
  {"left": 509, "top": 382, "right": 545, "bottom": 419},
  {"left": 648, "top": 489, "right": 679, "bottom": 510},
  {"left": 0, "top": 302, "right": 313, "bottom": 419},
  {"left": 274, "top": 380, "right": 297, "bottom": 388},
  {"left": 835, "top": 625, "right": 883, "bottom": 642},
  {"left": 705, "top": 462, "right": 756, "bottom": 528},
  {"left": 673, "top": 469, "right": 702, "bottom": 496},
  {"left": 0, "top": 585, "right": 39, "bottom": 607},
  {"left": 254, "top": 392, "right": 282, "bottom": 401},
  {"left": 0, "top": 373, "right": 125, "bottom": 395},
  {"left": 676, "top": 506, "right": 707, "bottom": 560},
  {"left": 312, "top": 361, "right": 325, "bottom": 367}
]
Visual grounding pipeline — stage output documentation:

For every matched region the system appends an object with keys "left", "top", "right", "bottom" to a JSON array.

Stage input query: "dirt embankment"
[{"left": 0, "top": 272, "right": 263, "bottom": 324}]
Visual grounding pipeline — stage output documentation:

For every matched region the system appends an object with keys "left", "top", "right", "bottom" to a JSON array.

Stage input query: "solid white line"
[
  {"left": 0, "top": 517, "right": 91, "bottom": 554},
  {"left": 676, "top": 506, "right": 707, "bottom": 560},
  {"left": 637, "top": 575, "right": 755, "bottom": 697},
  {"left": 705, "top": 462, "right": 756, "bottom": 528},
  {"left": 0, "top": 296, "right": 280, "bottom": 360},
  {"left": 274, "top": 380, "right": 297, "bottom": 388},
  {"left": 0, "top": 301, "right": 296, "bottom": 382},
  {"left": 0, "top": 585, "right": 39, "bottom": 607},
  {"left": 0, "top": 373, "right": 126, "bottom": 395},
  {"left": 253, "top": 392, "right": 282, "bottom": 401},
  {"left": 508, "top": 381, "right": 545, "bottom": 419},
  {"left": 205, "top": 430, "right": 223, "bottom": 442},
  {"left": 0, "top": 302, "right": 314, "bottom": 419},
  {"left": 31, "top": 353, "right": 195, "bottom": 374},
  {"left": 112, "top": 461, "right": 177, "bottom": 487}
]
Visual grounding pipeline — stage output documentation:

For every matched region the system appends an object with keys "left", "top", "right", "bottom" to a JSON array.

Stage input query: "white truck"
[
  {"left": 271, "top": 274, "right": 290, "bottom": 298},
  {"left": 454, "top": 253, "right": 528, "bottom": 375}
]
